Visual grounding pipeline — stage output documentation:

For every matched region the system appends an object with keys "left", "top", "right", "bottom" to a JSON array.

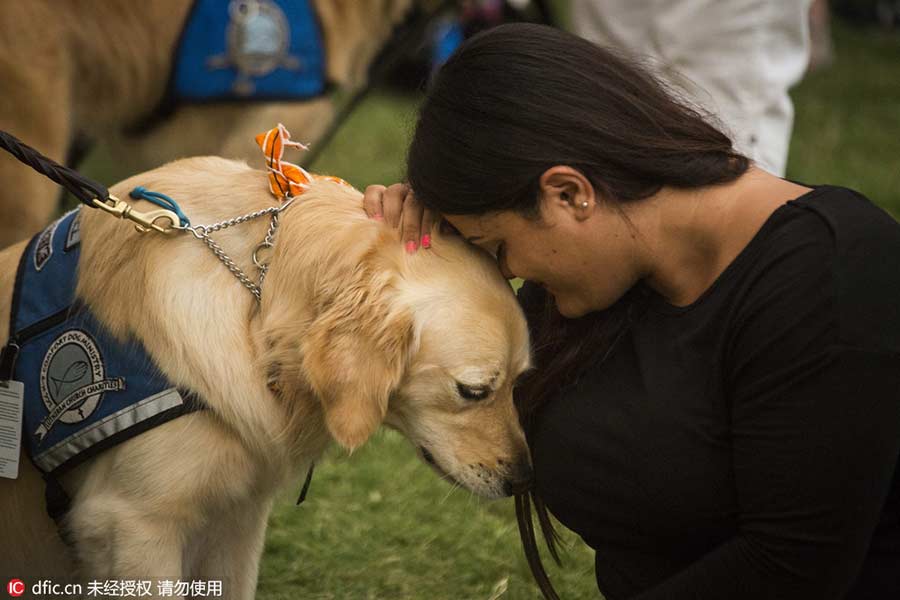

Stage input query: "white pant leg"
[{"left": 571, "top": 0, "right": 812, "bottom": 176}]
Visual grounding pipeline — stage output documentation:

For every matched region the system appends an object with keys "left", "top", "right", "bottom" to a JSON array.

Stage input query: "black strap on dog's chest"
[
  {"left": 0, "top": 240, "right": 29, "bottom": 381},
  {"left": 296, "top": 463, "right": 315, "bottom": 505},
  {"left": 0, "top": 344, "right": 18, "bottom": 383}
]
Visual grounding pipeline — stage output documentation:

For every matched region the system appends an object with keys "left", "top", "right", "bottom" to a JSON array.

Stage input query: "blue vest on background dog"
[
  {"left": 173, "top": 0, "right": 327, "bottom": 102},
  {"left": 6, "top": 209, "right": 201, "bottom": 477}
]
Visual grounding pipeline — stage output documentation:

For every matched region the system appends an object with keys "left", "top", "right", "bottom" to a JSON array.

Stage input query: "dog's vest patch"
[
  {"left": 173, "top": 0, "right": 327, "bottom": 102},
  {"left": 6, "top": 209, "right": 201, "bottom": 475}
]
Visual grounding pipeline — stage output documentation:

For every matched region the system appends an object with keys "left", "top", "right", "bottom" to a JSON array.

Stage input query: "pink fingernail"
[
  {"left": 421, "top": 234, "right": 431, "bottom": 249},
  {"left": 406, "top": 240, "right": 418, "bottom": 254},
  {"left": 373, "top": 214, "right": 383, "bottom": 221}
]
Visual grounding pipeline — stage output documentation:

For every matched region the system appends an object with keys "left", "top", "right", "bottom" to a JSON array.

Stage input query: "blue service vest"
[
  {"left": 6, "top": 209, "right": 201, "bottom": 475},
  {"left": 173, "top": 0, "right": 327, "bottom": 102}
]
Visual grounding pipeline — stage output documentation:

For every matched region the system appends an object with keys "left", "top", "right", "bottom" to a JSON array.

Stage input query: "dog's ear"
[
  {"left": 259, "top": 183, "right": 414, "bottom": 450},
  {"left": 301, "top": 265, "right": 414, "bottom": 451}
]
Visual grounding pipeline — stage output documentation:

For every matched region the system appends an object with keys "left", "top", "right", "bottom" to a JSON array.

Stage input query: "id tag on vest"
[{"left": 0, "top": 380, "right": 24, "bottom": 479}]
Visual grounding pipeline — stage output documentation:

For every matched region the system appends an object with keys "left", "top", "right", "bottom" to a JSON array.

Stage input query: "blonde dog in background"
[
  {"left": 0, "top": 0, "right": 418, "bottom": 248},
  {"left": 0, "top": 156, "right": 532, "bottom": 595}
]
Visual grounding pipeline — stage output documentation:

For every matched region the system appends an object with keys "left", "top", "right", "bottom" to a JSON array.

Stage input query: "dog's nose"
[{"left": 502, "top": 461, "right": 534, "bottom": 496}]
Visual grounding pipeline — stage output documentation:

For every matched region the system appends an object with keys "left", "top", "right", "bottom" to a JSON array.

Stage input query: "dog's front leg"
[
  {"left": 192, "top": 497, "right": 275, "bottom": 600},
  {"left": 67, "top": 494, "right": 186, "bottom": 595}
]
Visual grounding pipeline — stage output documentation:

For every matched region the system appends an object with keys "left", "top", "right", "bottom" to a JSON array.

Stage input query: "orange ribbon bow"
[{"left": 255, "top": 124, "right": 349, "bottom": 198}]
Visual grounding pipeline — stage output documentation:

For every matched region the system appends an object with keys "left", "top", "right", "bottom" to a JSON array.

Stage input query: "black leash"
[
  {"left": 0, "top": 130, "right": 109, "bottom": 206},
  {"left": 1, "top": 129, "right": 182, "bottom": 234}
]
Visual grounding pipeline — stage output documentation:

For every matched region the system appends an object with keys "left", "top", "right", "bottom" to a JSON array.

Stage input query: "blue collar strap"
[{"left": 173, "top": 0, "right": 328, "bottom": 102}]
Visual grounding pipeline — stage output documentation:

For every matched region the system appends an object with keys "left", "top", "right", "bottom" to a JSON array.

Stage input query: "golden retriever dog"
[
  {"left": 0, "top": 156, "right": 532, "bottom": 596},
  {"left": 0, "top": 0, "right": 418, "bottom": 248}
]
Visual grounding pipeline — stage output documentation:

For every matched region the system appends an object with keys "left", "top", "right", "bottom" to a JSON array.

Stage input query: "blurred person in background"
[
  {"left": 570, "top": 0, "right": 813, "bottom": 177},
  {"left": 808, "top": 0, "right": 835, "bottom": 71}
]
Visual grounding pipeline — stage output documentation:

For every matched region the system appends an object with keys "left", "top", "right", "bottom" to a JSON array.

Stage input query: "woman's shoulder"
[
  {"left": 752, "top": 184, "right": 898, "bottom": 250},
  {"left": 787, "top": 184, "right": 900, "bottom": 244},
  {"left": 743, "top": 184, "right": 900, "bottom": 354}
]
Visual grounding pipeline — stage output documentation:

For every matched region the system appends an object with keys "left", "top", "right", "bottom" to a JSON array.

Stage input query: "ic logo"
[{"left": 7, "top": 579, "right": 24, "bottom": 597}]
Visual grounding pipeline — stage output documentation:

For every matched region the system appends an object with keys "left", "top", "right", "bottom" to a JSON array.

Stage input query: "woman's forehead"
[{"left": 444, "top": 211, "right": 521, "bottom": 240}]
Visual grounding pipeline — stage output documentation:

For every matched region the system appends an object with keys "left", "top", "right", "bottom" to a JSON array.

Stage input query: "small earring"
[{"left": 581, "top": 201, "right": 589, "bottom": 208}]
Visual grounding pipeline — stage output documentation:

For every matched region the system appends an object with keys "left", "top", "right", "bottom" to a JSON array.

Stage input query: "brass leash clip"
[{"left": 91, "top": 195, "right": 180, "bottom": 234}]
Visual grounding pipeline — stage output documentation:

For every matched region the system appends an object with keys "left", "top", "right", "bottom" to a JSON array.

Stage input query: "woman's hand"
[{"left": 363, "top": 183, "right": 436, "bottom": 253}]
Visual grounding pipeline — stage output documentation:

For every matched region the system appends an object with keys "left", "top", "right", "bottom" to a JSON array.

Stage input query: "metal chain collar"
[
  {"left": 181, "top": 197, "right": 295, "bottom": 302},
  {"left": 0, "top": 127, "right": 296, "bottom": 302}
]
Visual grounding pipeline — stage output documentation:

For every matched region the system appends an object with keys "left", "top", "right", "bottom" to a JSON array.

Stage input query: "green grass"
[
  {"left": 257, "top": 431, "right": 596, "bottom": 600},
  {"left": 787, "top": 20, "right": 900, "bottom": 216},
  {"left": 72, "top": 17, "right": 899, "bottom": 600}
]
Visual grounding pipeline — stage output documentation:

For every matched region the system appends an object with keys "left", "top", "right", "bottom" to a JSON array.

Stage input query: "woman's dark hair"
[{"left": 406, "top": 23, "right": 749, "bottom": 599}]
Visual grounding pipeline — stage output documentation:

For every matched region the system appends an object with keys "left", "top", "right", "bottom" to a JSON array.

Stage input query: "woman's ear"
[{"left": 538, "top": 166, "right": 596, "bottom": 220}]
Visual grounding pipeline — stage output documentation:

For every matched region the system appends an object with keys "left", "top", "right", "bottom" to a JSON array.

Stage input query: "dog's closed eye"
[{"left": 456, "top": 382, "right": 492, "bottom": 401}]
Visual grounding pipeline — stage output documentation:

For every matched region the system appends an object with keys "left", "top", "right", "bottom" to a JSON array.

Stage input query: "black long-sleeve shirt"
[{"left": 522, "top": 186, "right": 900, "bottom": 599}]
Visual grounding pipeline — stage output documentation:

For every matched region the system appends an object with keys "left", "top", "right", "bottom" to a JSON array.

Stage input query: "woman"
[{"left": 363, "top": 24, "right": 900, "bottom": 599}]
